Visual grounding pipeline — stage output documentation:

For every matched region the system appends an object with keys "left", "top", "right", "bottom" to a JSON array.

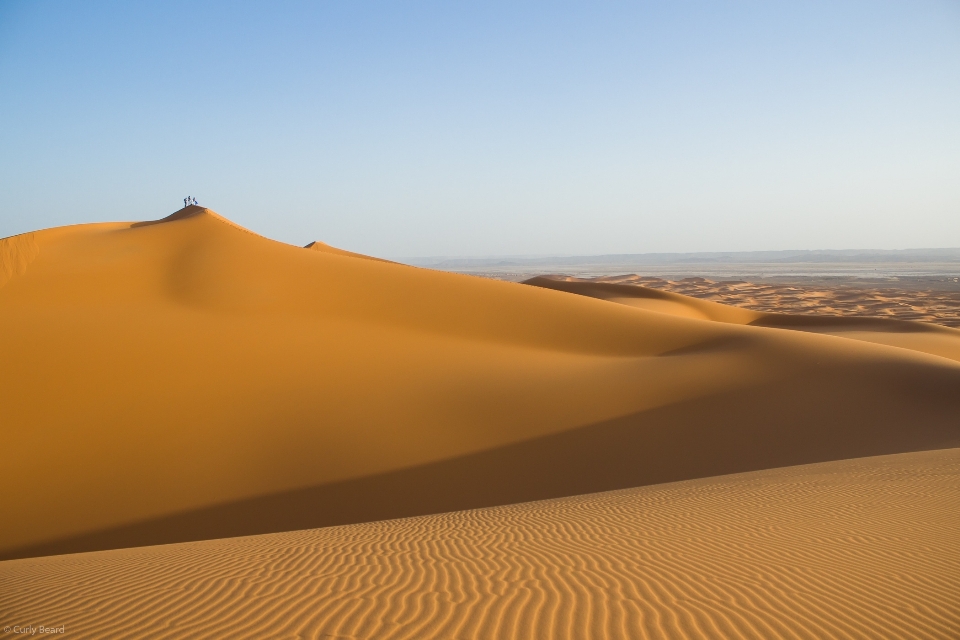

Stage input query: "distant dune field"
[
  {"left": 525, "top": 276, "right": 960, "bottom": 363},
  {"left": 3, "top": 449, "right": 959, "bottom": 639},
  {"left": 1, "top": 207, "right": 960, "bottom": 564},
  {"left": 532, "top": 273, "right": 960, "bottom": 328}
]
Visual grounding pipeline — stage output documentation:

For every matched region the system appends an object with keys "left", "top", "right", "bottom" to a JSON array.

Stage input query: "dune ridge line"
[{"left": 0, "top": 232, "right": 39, "bottom": 288}]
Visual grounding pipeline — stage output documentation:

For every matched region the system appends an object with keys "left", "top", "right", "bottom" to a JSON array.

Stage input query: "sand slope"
[
  {"left": 304, "top": 239, "right": 396, "bottom": 264},
  {"left": 3, "top": 448, "right": 959, "bottom": 639},
  {"left": 2, "top": 207, "right": 960, "bottom": 559}
]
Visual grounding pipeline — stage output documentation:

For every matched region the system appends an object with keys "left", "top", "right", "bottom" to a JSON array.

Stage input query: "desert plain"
[{"left": 2, "top": 207, "right": 960, "bottom": 638}]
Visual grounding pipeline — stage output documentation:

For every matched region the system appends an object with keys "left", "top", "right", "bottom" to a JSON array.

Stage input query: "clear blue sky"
[{"left": 2, "top": 1, "right": 958, "bottom": 257}]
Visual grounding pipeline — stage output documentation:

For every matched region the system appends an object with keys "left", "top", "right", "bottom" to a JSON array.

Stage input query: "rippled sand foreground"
[{"left": 3, "top": 448, "right": 959, "bottom": 639}]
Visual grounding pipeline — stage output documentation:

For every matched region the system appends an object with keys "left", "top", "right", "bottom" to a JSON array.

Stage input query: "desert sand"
[
  {"left": 2, "top": 449, "right": 959, "bottom": 639},
  {"left": 544, "top": 274, "right": 960, "bottom": 327},
  {"left": 525, "top": 275, "right": 960, "bottom": 365},
  {"left": 2, "top": 206, "right": 960, "bottom": 637}
]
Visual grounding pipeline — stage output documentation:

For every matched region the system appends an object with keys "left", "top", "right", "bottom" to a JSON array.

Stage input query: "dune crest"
[
  {"left": 131, "top": 204, "right": 264, "bottom": 238},
  {"left": 2, "top": 209, "right": 959, "bottom": 560},
  {"left": 0, "top": 231, "right": 39, "bottom": 288},
  {"left": 523, "top": 275, "right": 762, "bottom": 323},
  {"left": 305, "top": 240, "right": 396, "bottom": 264},
  {"left": 3, "top": 449, "right": 959, "bottom": 639}
]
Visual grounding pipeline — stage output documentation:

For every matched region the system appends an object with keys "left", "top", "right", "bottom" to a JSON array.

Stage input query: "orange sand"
[
  {"left": 525, "top": 275, "right": 960, "bottom": 364},
  {"left": 554, "top": 273, "right": 960, "bottom": 327},
  {"left": 304, "top": 239, "right": 396, "bottom": 264},
  {"left": 2, "top": 449, "right": 959, "bottom": 639},
  {"left": 1, "top": 207, "right": 959, "bottom": 567}
]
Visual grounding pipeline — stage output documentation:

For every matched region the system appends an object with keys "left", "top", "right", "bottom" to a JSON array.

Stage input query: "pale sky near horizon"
[{"left": 1, "top": 1, "right": 958, "bottom": 257}]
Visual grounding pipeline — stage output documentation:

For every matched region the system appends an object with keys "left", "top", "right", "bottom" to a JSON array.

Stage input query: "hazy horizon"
[
  {"left": 397, "top": 247, "right": 960, "bottom": 263},
  {"left": 2, "top": 1, "right": 959, "bottom": 256}
]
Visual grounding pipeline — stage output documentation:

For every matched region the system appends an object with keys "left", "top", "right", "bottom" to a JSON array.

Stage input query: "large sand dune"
[
  {"left": 3, "top": 449, "right": 959, "bottom": 639},
  {"left": 2, "top": 207, "right": 960, "bottom": 561}
]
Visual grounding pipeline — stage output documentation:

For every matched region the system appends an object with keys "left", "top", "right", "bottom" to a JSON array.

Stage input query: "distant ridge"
[{"left": 406, "top": 248, "right": 960, "bottom": 269}]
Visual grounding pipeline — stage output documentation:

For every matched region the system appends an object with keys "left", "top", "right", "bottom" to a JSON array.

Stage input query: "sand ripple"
[{"left": 3, "top": 449, "right": 959, "bottom": 639}]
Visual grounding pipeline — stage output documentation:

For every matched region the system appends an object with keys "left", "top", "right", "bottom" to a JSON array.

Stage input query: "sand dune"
[
  {"left": 3, "top": 449, "right": 959, "bottom": 639},
  {"left": 651, "top": 275, "right": 960, "bottom": 327},
  {"left": 543, "top": 273, "right": 960, "bottom": 327},
  {"left": 304, "top": 239, "right": 396, "bottom": 264},
  {"left": 0, "top": 231, "right": 40, "bottom": 287},
  {"left": 2, "top": 207, "right": 960, "bottom": 561},
  {"left": 525, "top": 275, "right": 960, "bottom": 364}
]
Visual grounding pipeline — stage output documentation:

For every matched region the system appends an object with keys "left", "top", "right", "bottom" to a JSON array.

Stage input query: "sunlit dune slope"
[
  {"left": 525, "top": 275, "right": 960, "bottom": 363},
  {"left": 304, "top": 239, "right": 396, "bottom": 264},
  {"left": 2, "top": 207, "right": 959, "bottom": 559},
  {"left": 3, "top": 449, "right": 959, "bottom": 640}
]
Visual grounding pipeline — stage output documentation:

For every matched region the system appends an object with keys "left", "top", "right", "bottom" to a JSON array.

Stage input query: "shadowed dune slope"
[
  {"left": 2, "top": 208, "right": 960, "bottom": 559},
  {"left": 524, "top": 275, "right": 960, "bottom": 363},
  {"left": 3, "top": 449, "right": 959, "bottom": 640}
]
